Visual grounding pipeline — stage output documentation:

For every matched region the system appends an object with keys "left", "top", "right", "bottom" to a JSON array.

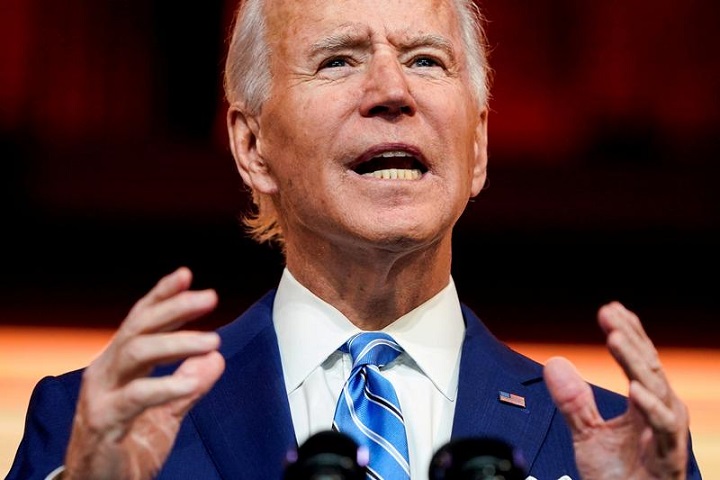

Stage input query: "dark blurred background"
[{"left": 1, "top": 1, "right": 718, "bottom": 347}]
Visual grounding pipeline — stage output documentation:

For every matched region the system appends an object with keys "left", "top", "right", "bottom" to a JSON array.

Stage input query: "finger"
[
  {"left": 123, "top": 289, "right": 218, "bottom": 337},
  {"left": 544, "top": 356, "right": 604, "bottom": 438},
  {"left": 132, "top": 267, "right": 194, "bottom": 313},
  {"left": 168, "top": 351, "right": 225, "bottom": 417},
  {"left": 149, "top": 289, "right": 219, "bottom": 334},
  {"left": 599, "top": 302, "right": 657, "bottom": 366},
  {"left": 599, "top": 302, "right": 669, "bottom": 401},
  {"left": 109, "top": 376, "right": 202, "bottom": 430},
  {"left": 110, "top": 351, "right": 224, "bottom": 426},
  {"left": 114, "top": 331, "right": 221, "bottom": 385},
  {"left": 100, "top": 288, "right": 217, "bottom": 375},
  {"left": 598, "top": 301, "right": 646, "bottom": 339},
  {"left": 628, "top": 380, "right": 688, "bottom": 456}
]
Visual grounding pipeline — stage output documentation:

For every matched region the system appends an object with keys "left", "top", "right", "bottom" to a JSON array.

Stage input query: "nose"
[{"left": 359, "top": 54, "right": 417, "bottom": 119}]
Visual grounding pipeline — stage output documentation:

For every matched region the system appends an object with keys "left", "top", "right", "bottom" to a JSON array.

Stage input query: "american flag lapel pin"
[{"left": 499, "top": 390, "right": 526, "bottom": 408}]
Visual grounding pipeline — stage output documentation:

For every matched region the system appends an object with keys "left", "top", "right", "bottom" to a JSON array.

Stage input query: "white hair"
[{"left": 224, "top": 0, "right": 492, "bottom": 246}]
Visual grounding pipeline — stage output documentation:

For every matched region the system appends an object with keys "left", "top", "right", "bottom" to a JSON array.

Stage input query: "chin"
[
  {"left": 336, "top": 206, "right": 456, "bottom": 252},
  {"left": 354, "top": 224, "right": 447, "bottom": 254}
]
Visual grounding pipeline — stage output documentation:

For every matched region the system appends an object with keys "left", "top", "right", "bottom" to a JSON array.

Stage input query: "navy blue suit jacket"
[{"left": 7, "top": 291, "right": 702, "bottom": 479}]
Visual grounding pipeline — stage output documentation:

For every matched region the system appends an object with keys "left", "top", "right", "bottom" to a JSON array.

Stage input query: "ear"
[
  {"left": 470, "top": 108, "right": 489, "bottom": 197},
  {"left": 227, "top": 103, "right": 279, "bottom": 194}
]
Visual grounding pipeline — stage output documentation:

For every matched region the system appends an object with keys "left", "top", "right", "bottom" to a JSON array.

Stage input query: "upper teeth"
[{"left": 377, "top": 151, "right": 412, "bottom": 158}]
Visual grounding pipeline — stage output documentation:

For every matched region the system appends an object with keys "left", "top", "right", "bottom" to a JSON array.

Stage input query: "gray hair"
[{"left": 224, "top": 0, "right": 492, "bottom": 246}]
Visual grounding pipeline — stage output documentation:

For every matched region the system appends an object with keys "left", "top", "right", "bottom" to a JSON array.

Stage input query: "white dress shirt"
[
  {"left": 272, "top": 268, "right": 465, "bottom": 478},
  {"left": 43, "top": 271, "right": 571, "bottom": 480}
]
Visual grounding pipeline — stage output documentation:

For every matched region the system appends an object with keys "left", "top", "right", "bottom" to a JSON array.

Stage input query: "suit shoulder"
[{"left": 6, "top": 369, "right": 84, "bottom": 479}]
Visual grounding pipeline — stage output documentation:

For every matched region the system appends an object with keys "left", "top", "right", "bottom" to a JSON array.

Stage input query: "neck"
[{"left": 284, "top": 235, "right": 453, "bottom": 330}]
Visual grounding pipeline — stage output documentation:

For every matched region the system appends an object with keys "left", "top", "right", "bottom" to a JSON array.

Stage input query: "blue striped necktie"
[{"left": 332, "top": 332, "right": 411, "bottom": 480}]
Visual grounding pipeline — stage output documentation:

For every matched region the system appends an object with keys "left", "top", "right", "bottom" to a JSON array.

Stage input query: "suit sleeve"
[
  {"left": 6, "top": 372, "right": 82, "bottom": 480},
  {"left": 686, "top": 432, "right": 704, "bottom": 479}
]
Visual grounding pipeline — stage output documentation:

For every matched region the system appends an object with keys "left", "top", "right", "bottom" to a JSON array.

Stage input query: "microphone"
[
  {"left": 428, "top": 437, "right": 528, "bottom": 480},
  {"left": 283, "top": 430, "right": 368, "bottom": 480}
]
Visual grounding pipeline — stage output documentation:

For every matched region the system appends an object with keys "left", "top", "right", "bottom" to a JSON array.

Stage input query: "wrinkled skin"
[
  {"left": 545, "top": 301, "right": 689, "bottom": 479},
  {"left": 62, "top": 268, "right": 225, "bottom": 480}
]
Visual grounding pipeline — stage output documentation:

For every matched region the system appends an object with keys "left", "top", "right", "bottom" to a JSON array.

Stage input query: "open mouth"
[{"left": 352, "top": 150, "right": 428, "bottom": 180}]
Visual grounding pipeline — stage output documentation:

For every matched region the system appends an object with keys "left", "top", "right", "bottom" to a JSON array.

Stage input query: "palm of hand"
[{"left": 573, "top": 407, "right": 686, "bottom": 480}]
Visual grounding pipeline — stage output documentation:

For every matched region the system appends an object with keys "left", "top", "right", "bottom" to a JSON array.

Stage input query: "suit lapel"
[
  {"left": 189, "top": 291, "right": 297, "bottom": 479},
  {"left": 452, "top": 304, "right": 557, "bottom": 472},
  {"left": 185, "top": 295, "right": 559, "bottom": 476}
]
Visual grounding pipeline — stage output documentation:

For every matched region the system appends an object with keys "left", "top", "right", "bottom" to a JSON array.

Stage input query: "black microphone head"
[
  {"left": 283, "top": 430, "right": 368, "bottom": 480},
  {"left": 428, "top": 437, "right": 528, "bottom": 480}
]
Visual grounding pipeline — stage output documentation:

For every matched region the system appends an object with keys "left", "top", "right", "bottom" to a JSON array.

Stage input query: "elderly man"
[{"left": 8, "top": 0, "right": 702, "bottom": 478}]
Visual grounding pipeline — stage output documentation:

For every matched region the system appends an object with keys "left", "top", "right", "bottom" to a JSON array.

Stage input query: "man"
[{"left": 8, "top": 0, "right": 702, "bottom": 478}]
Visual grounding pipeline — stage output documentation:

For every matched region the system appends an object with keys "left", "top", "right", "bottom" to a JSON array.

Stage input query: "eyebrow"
[
  {"left": 309, "top": 31, "right": 371, "bottom": 58},
  {"left": 308, "top": 31, "right": 457, "bottom": 62},
  {"left": 398, "top": 33, "right": 456, "bottom": 61}
]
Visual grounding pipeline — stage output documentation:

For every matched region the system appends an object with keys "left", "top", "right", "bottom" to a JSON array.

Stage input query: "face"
[{"left": 230, "top": 0, "right": 488, "bottom": 254}]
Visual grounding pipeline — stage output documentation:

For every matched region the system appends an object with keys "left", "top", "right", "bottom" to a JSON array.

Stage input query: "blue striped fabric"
[{"left": 333, "top": 332, "right": 410, "bottom": 480}]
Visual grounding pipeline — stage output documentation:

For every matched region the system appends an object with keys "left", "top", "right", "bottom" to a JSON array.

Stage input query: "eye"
[
  {"left": 411, "top": 56, "right": 441, "bottom": 68},
  {"left": 320, "top": 57, "right": 350, "bottom": 69}
]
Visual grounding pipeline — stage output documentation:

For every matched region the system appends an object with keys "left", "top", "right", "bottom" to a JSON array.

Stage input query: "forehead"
[{"left": 264, "top": 0, "right": 462, "bottom": 51}]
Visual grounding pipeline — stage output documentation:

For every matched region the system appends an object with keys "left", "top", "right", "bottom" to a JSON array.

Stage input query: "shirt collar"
[{"left": 273, "top": 268, "right": 465, "bottom": 401}]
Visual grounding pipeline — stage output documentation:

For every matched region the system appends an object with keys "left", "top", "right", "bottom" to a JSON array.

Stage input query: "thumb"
[{"left": 544, "top": 356, "right": 604, "bottom": 435}]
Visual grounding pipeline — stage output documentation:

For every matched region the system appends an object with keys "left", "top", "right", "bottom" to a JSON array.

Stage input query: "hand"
[
  {"left": 544, "top": 301, "right": 689, "bottom": 480},
  {"left": 63, "top": 267, "right": 226, "bottom": 480}
]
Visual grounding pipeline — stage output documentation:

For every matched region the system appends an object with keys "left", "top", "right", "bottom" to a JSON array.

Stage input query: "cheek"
[
  {"left": 275, "top": 95, "right": 347, "bottom": 158},
  {"left": 298, "top": 90, "right": 357, "bottom": 138},
  {"left": 426, "top": 102, "right": 481, "bottom": 192},
  {"left": 434, "top": 110, "right": 477, "bottom": 163}
]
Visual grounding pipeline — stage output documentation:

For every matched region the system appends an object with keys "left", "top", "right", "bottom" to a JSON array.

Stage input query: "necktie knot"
[{"left": 344, "top": 332, "right": 403, "bottom": 369}]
